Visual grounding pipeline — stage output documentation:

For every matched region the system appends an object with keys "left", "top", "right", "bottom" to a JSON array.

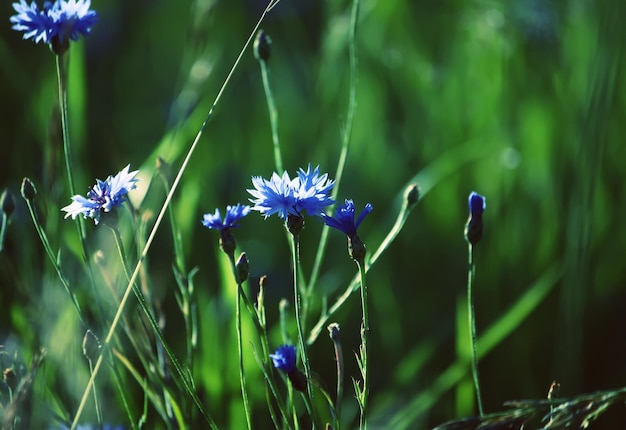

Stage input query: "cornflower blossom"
[
  {"left": 247, "top": 164, "right": 334, "bottom": 220},
  {"left": 270, "top": 344, "right": 307, "bottom": 392},
  {"left": 465, "top": 191, "right": 486, "bottom": 245},
  {"left": 201, "top": 204, "right": 250, "bottom": 255},
  {"left": 201, "top": 204, "right": 250, "bottom": 231},
  {"left": 270, "top": 344, "right": 297, "bottom": 373},
  {"left": 323, "top": 199, "right": 372, "bottom": 262},
  {"left": 10, "top": 0, "right": 97, "bottom": 49},
  {"left": 61, "top": 165, "right": 138, "bottom": 225}
]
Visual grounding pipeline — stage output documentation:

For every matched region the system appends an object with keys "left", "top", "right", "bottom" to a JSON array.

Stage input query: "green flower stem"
[
  {"left": 70, "top": 2, "right": 281, "bottom": 427},
  {"left": 291, "top": 234, "right": 316, "bottom": 422},
  {"left": 307, "top": 184, "right": 417, "bottom": 345},
  {"left": 226, "top": 252, "right": 253, "bottom": 430},
  {"left": 259, "top": 58, "right": 283, "bottom": 174},
  {"left": 356, "top": 259, "right": 369, "bottom": 430},
  {"left": 23, "top": 196, "right": 86, "bottom": 328},
  {"left": 467, "top": 243, "right": 484, "bottom": 416},
  {"left": 104, "top": 224, "right": 218, "bottom": 430},
  {"left": 308, "top": 0, "right": 361, "bottom": 297}
]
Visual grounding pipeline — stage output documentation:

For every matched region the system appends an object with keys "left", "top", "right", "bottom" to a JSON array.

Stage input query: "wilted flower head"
[
  {"left": 322, "top": 199, "right": 372, "bottom": 238},
  {"left": 10, "top": 0, "right": 97, "bottom": 51},
  {"left": 269, "top": 344, "right": 297, "bottom": 373},
  {"left": 248, "top": 164, "right": 334, "bottom": 220},
  {"left": 61, "top": 165, "right": 138, "bottom": 225},
  {"left": 465, "top": 191, "right": 486, "bottom": 245},
  {"left": 202, "top": 204, "right": 250, "bottom": 231}
]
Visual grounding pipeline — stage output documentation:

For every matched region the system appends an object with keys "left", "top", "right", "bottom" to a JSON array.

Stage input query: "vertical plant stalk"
[
  {"left": 467, "top": 243, "right": 484, "bottom": 416},
  {"left": 227, "top": 253, "right": 253, "bottom": 430},
  {"left": 356, "top": 259, "right": 369, "bottom": 430},
  {"left": 259, "top": 58, "right": 283, "bottom": 174},
  {"left": 328, "top": 323, "right": 344, "bottom": 429},
  {"left": 55, "top": 55, "right": 90, "bottom": 260},
  {"left": 70, "top": 1, "right": 282, "bottom": 427},
  {"left": 23, "top": 193, "right": 86, "bottom": 327},
  {"left": 308, "top": 0, "right": 361, "bottom": 294},
  {"left": 291, "top": 234, "right": 315, "bottom": 417}
]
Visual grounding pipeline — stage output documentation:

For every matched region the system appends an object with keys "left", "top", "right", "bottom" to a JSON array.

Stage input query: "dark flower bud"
[
  {"left": 465, "top": 191, "right": 486, "bottom": 245},
  {"left": 219, "top": 228, "right": 236, "bottom": 256},
  {"left": 20, "top": 178, "right": 37, "bottom": 201},
  {"left": 82, "top": 330, "right": 101, "bottom": 362},
  {"left": 327, "top": 322, "right": 340, "bottom": 341},
  {"left": 286, "top": 214, "right": 305, "bottom": 236},
  {"left": 405, "top": 183, "right": 420, "bottom": 208},
  {"left": 236, "top": 252, "right": 249, "bottom": 283},
  {"left": 287, "top": 368, "right": 307, "bottom": 392},
  {"left": 254, "top": 29, "right": 272, "bottom": 62},
  {"left": 1, "top": 190, "right": 15, "bottom": 217},
  {"left": 348, "top": 234, "right": 366, "bottom": 263},
  {"left": 3, "top": 367, "right": 17, "bottom": 391}
]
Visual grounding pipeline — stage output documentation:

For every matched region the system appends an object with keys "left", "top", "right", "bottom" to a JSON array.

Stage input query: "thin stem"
[
  {"left": 308, "top": 0, "right": 360, "bottom": 294},
  {"left": 23, "top": 197, "right": 86, "bottom": 328},
  {"left": 86, "top": 360, "right": 103, "bottom": 427},
  {"left": 467, "top": 243, "right": 484, "bottom": 416},
  {"left": 70, "top": 2, "right": 281, "bottom": 427},
  {"left": 226, "top": 252, "right": 253, "bottom": 430},
  {"left": 291, "top": 234, "right": 315, "bottom": 423},
  {"left": 356, "top": 260, "right": 369, "bottom": 429},
  {"left": 259, "top": 59, "right": 283, "bottom": 174}
]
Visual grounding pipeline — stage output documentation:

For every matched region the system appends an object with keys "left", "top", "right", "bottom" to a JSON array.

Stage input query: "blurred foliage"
[{"left": 1, "top": 0, "right": 625, "bottom": 428}]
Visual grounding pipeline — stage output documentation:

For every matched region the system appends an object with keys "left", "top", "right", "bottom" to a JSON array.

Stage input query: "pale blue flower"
[
  {"left": 62, "top": 165, "right": 138, "bottom": 225},
  {"left": 248, "top": 165, "right": 334, "bottom": 219}
]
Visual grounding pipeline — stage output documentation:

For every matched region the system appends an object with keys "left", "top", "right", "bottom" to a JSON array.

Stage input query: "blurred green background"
[{"left": 1, "top": 0, "right": 626, "bottom": 428}]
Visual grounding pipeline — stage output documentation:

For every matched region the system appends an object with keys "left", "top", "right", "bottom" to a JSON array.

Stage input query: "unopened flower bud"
[
  {"left": 327, "top": 322, "right": 340, "bottom": 341},
  {"left": 1, "top": 190, "right": 15, "bottom": 217},
  {"left": 236, "top": 252, "right": 249, "bottom": 283},
  {"left": 465, "top": 191, "right": 486, "bottom": 245},
  {"left": 405, "top": 183, "right": 420, "bottom": 207},
  {"left": 254, "top": 29, "right": 272, "bottom": 62},
  {"left": 20, "top": 178, "right": 37, "bottom": 201}
]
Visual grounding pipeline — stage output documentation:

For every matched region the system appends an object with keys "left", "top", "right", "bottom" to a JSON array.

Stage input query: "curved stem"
[
  {"left": 467, "top": 243, "right": 484, "bottom": 416},
  {"left": 70, "top": 2, "right": 282, "bottom": 427}
]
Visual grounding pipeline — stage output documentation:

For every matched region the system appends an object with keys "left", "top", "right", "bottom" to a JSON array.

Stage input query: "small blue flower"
[
  {"left": 322, "top": 199, "right": 373, "bottom": 238},
  {"left": 465, "top": 191, "right": 486, "bottom": 245},
  {"left": 10, "top": 0, "right": 97, "bottom": 46},
  {"left": 62, "top": 165, "right": 138, "bottom": 225},
  {"left": 202, "top": 204, "right": 250, "bottom": 231},
  {"left": 248, "top": 165, "right": 334, "bottom": 220},
  {"left": 269, "top": 344, "right": 297, "bottom": 373},
  {"left": 468, "top": 191, "right": 486, "bottom": 218}
]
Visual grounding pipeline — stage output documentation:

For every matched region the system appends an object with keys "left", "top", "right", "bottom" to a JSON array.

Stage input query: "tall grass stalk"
[
  {"left": 356, "top": 260, "right": 369, "bottom": 429},
  {"left": 69, "top": 1, "right": 281, "bottom": 426}
]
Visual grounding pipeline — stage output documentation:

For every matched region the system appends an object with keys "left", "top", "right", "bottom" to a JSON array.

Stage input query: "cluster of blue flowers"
[
  {"left": 61, "top": 165, "right": 138, "bottom": 225},
  {"left": 10, "top": 0, "right": 97, "bottom": 48}
]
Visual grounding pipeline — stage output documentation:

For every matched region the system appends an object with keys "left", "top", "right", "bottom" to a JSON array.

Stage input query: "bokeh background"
[{"left": 1, "top": 0, "right": 625, "bottom": 428}]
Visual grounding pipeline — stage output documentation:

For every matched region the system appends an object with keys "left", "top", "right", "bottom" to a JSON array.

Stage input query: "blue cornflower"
[
  {"left": 202, "top": 204, "right": 250, "bottom": 255},
  {"left": 202, "top": 204, "right": 250, "bottom": 231},
  {"left": 10, "top": 0, "right": 97, "bottom": 48},
  {"left": 62, "top": 165, "right": 139, "bottom": 225},
  {"left": 322, "top": 199, "right": 373, "bottom": 239},
  {"left": 270, "top": 344, "right": 297, "bottom": 373},
  {"left": 248, "top": 165, "right": 334, "bottom": 220},
  {"left": 465, "top": 191, "right": 486, "bottom": 245}
]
